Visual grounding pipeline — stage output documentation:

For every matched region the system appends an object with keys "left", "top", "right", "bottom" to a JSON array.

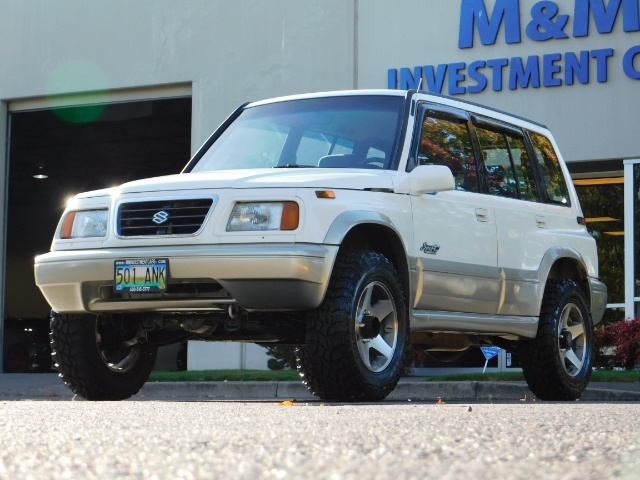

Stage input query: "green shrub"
[{"left": 265, "top": 345, "right": 297, "bottom": 370}]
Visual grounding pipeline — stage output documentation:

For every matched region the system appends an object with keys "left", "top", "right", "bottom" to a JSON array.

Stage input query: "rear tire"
[
  {"left": 296, "top": 251, "right": 407, "bottom": 402},
  {"left": 50, "top": 312, "right": 157, "bottom": 400},
  {"left": 519, "top": 280, "right": 593, "bottom": 401}
]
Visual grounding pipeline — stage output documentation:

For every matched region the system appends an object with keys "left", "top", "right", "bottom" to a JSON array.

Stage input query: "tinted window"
[
  {"left": 530, "top": 132, "right": 570, "bottom": 205},
  {"left": 417, "top": 112, "right": 478, "bottom": 192},
  {"left": 192, "top": 95, "right": 404, "bottom": 171},
  {"left": 476, "top": 127, "right": 518, "bottom": 198},
  {"left": 297, "top": 131, "right": 350, "bottom": 166},
  {"left": 476, "top": 126, "right": 540, "bottom": 201},
  {"left": 508, "top": 136, "right": 539, "bottom": 202}
]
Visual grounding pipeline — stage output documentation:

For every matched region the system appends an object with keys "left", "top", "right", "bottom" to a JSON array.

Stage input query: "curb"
[
  {"left": 136, "top": 380, "right": 640, "bottom": 402},
  {"left": 2, "top": 380, "right": 640, "bottom": 402}
]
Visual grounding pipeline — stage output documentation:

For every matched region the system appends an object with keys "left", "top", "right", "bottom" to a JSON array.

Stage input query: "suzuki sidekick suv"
[{"left": 35, "top": 90, "right": 607, "bottom": 401}]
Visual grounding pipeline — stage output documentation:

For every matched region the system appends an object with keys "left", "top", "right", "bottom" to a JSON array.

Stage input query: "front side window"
[
  {"left": 191, "top": 96, "right": 404, "bottom": 172},
  {"left": 529, "top": 132, "right": 570, "bottom": 205},
  {"left": 416, "top": 112, "right": 478, "bottom": 192}
]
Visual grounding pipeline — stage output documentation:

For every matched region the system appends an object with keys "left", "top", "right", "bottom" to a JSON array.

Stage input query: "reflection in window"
[
  {"left": 530, "top": 132, "right": 569, "bottom": 205},
  {"left": 508, "top": 136, "right": 540, "bottom": 202},
  {"left": 476, "top": 127, "right": 518, "bottom": 198},
  {"left": 476, "top": 127, "right": 540, "bottom": 201},
  {"left": 635, "top": 165, "right": 640, "bottom": 298},
  {"left": 297, "top": 131, "right": 355, "bottom": 166},
  {"left": 192, "top": 95, "right": 404, "bottom": 171},
  {"left": 417, "top": 114, "right": 478, "bottom": 192},
  {"left": 195, "top": 121, "right": 290, "bottom": 170},
  {"left": 574, "top": 178, "right": 624, "bottom": 307}
]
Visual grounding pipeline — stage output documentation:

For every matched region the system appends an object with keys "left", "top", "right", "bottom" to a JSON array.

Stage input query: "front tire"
[
  {"left": 296, "top": 251, "right": 407, "bottom": 402},
  {"left": 519, "top": 280, "right": 593, "bottom": 401},
  {"left": 50, "top": 313, "right": 157, "bottom": 400}
]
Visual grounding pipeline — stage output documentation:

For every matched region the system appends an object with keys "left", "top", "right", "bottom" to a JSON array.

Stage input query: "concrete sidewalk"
[{"left": 1, "top": 373, "right": 640, "bottom": 402}]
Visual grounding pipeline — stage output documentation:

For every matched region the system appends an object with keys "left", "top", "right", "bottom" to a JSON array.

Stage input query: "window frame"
[
  {"left": 407, "top": 102, "right": 571, "bottom": 207},
  {"left": 469, "top": 116, "right": 543, "bottom": 203},
  {"left": 525, "top": 129, "right": 572, "bottom": 207},
  {"left": 408, "top": 103, "right": 482, "bottom": 193}
]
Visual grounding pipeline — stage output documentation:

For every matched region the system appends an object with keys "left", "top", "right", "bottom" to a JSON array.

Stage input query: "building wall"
[
  {"left": 0, "top": 0, "right": 356, "bottom": 370},
  {"left": 0, "top": 0, "right": 356, "bottom": 150},
  {"left": 359, "top": 0, "right": 640, "bottom": 163},
  {"left": 187, "top": 342, "right": 271, "bottom": 371},
  {"left": 1, "top": 1, "right": 637, "bottom": 183},
  {"left": 1, "top": 0, "right": 637, "bottom": 370}
]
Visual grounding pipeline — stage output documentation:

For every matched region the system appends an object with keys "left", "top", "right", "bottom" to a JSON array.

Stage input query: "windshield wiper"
[{"left": 273, "top": 164, "right": 316, "bottom": 168}]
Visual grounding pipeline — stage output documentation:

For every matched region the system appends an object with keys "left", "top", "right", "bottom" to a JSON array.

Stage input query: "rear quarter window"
[{"left": 529, "top": 132, "right": 570, "bottom": 206}]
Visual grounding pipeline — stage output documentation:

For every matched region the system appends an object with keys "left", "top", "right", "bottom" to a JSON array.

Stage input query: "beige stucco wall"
[
  {"left": 1, "top": 0, "right": 638, "bottom": 369},
  {"left": 0, "top": 0, "right": 356, "bottom": 151},
  {"left": 1, "top": 0, "right": 637, "bottom": 164},
  {"left": 0, "top": 0, "right": 356, "bottom": 367},
  {"left": 358, "top": 0, "right": 640, "bottom": 163}
]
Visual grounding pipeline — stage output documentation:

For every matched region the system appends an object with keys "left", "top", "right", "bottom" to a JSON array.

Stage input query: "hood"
[{"left": 107, "top": 169, "right": 395, "bottom": 195}]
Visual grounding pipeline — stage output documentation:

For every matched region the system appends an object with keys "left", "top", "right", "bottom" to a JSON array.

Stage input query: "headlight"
[
  {"left": 227, "top": 202, "right": 299, "bottom": 232},
  {"left": 59, "top": 209, "right": 108, "bottom": 239}
]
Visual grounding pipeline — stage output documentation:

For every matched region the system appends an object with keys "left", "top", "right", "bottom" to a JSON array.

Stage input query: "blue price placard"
[{"left": 480, "top": 346, "right": 502, "bottom": 361}]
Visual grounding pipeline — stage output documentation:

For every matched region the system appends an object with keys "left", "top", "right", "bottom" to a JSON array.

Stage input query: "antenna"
[{"left": 417, "top": 77, "right": 423, "bottom": 91}]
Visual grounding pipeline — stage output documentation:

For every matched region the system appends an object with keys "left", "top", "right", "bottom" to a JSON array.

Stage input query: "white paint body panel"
[{"left": 35, "top": 90, "right": 606, "bottom": 337}]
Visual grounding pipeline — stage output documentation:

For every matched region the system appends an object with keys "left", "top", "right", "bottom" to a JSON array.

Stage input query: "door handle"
[
  {"left": 475, "top": 208, "right": 489, "bottom": 222},
  {"left": 536, "top": 215, "right": 547, "bottom": 228}
]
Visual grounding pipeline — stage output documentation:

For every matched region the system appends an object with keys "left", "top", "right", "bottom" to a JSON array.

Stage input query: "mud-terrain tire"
[
  {"left": 296, "top": 250, "right": 407, "bottom": 402},
  {"left": 518, "top": 280, "right": 593, "bottom": 401},
  {"left": 50, "top": 312, "right": 157, "bottom": 400}
]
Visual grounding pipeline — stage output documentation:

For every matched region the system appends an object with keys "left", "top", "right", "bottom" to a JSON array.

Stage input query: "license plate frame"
[{"left": 114, "top": 258, "right": 169, "bottom": 293}]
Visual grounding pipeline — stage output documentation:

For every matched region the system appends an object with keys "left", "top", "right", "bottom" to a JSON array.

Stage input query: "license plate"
[{"left": 114, "top": 258, "right": 169, "bottom": 293}]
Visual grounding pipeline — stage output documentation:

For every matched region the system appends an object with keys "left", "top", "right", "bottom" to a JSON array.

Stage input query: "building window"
[
  {"left": 635, "top": 165, "right": 640, "bottom": 298},
  {"left": 574, "top": 177, "right": 625, "bottom": 321}
]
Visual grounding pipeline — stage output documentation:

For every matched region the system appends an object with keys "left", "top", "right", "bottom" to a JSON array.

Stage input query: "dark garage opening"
[{"left": 3, "top": 97, "right": 192, "bottom": 372}]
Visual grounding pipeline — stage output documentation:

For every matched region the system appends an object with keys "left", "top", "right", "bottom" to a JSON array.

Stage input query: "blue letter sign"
[{"left": 459, "top": 0, "right": 522, "bottom": 48}]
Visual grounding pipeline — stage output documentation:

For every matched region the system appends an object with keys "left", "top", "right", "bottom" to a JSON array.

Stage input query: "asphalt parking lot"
[{"left": 1, "top": 400, "right": 639, "bottom": 479}]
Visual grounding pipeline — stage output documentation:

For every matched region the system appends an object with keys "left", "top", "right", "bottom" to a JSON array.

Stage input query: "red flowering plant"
[
  {"left": 593, "top": 323, "right": 616, "bottom": 367},
  {"left": 606, "top": 316, "right": 640, "bottom": 370}
]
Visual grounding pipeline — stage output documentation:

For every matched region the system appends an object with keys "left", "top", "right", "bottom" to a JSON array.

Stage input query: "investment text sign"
[{"left": 387, "top": 0, "right": 640, "bottom": 94}]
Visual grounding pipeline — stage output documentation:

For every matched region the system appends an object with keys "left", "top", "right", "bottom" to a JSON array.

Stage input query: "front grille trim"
[{"left": 116, "top": 196, "right": 218, "bottom": 238}]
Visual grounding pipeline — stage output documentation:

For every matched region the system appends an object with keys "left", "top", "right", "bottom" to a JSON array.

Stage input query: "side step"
[{"left": 411, "top": 310, "right": 539, "bottom": 339}]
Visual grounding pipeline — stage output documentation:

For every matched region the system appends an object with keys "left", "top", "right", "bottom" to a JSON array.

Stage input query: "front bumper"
[{"left": 35, "top": 243, "right": 338, "bottom": 314}]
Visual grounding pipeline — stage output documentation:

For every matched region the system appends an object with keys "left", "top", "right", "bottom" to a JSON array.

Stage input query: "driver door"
[{"left": 410, "top": 104, "right": 500, "bottom": 314}]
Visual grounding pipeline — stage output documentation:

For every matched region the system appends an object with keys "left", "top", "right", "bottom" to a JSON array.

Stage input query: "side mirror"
[{"left": 408, "top": 165, "right": 455, "bottom": 195}]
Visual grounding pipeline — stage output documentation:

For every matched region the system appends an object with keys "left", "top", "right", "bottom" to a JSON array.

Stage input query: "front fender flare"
[{"left": 323, "top": 210, "right": 401, "bottom": 245}]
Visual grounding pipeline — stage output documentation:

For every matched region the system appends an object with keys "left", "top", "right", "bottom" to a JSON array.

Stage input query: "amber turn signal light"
[
  {"left": 280, "top": 202, "right": 299, "bottom": 230},
  {"left": 59, "top": 212, "right": 77, "bottom": 239},
  {"left": 315, "top": 190, "right": 336, "bottom": 199}
]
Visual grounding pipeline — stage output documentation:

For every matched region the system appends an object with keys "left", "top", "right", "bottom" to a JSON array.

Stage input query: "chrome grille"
[{"left": 118, "top": 199, "right": 214, "bottom": 237}]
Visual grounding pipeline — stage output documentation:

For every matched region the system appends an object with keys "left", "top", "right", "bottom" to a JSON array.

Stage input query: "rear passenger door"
[
  {"left": 410, "top": 104, "right": 500, "bottom": 314},
  {"left": 471, "top": 118, "right": 574, "bottom": 317}
]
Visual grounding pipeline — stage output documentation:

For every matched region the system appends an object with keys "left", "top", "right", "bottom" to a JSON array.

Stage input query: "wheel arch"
[
  {"left": 537, "top": 247, "right": 591, "bottom": 315},
  {"left": 324, "top": 211, "right": 411, "bottom": 309}
]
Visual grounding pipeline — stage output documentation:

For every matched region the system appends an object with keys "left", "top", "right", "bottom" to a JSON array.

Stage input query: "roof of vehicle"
[{"left": 246, "top": 89, "right": 409, "bottom": 108}]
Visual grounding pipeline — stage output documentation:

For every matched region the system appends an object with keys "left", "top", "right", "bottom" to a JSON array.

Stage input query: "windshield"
[{"left": 191, "top": 95, "right": 405, "bottom": 172}]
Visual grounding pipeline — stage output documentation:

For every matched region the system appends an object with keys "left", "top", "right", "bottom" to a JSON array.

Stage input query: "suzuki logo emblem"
[{"left": 152, "top": 211, "right": 170, "bottom": 225}]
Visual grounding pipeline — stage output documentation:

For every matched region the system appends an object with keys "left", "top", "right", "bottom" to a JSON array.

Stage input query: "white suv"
[{"left": 35, "top": 90, "right": 607, "bottom": 401}]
